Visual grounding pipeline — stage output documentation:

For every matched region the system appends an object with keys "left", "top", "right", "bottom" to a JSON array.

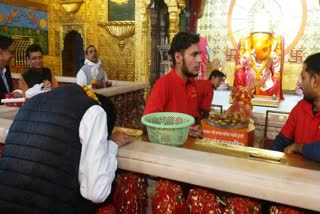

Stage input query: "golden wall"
[
  {"left": 2, "top": 0, "right": 186, "bottom": 84},
  {"left": 48, "top": 0, "right": 137, "bottom": 81}
]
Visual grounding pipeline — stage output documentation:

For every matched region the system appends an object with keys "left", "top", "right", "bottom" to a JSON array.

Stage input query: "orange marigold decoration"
[
  {"left": 228, "top": 86, "right": 253, "bottom": 119},
  {"left": 112, "top": 172, "right": 148, "bottom": 214},
  {"left": 82, "top": 85, "right": 101, "bottom": 105},
  {"left": 187, "top": 188, "right": 223, "bottom": 213},
  {"left": 91, "top": 80, "right": 97, "bottom": 89},
  {"left": 152, "top": 180, "right": 187, "bottom": 214}
]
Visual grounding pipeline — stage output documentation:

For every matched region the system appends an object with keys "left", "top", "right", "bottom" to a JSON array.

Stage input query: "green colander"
[{"left": 141, "top": 112, "right": 195, "bottom": 147}]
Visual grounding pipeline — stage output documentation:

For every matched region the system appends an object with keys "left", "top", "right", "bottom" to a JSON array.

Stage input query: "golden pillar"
[
  {"left": 164, "top": 0, "right": 185, "bottom": 42},
  {"left": 134, "top": 0, "right": 151, "bottom": 83}
]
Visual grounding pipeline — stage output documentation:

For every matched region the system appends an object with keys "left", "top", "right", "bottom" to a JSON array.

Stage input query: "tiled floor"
[{"left": 212, "top": 90, "right": 303, "bottom": 114}]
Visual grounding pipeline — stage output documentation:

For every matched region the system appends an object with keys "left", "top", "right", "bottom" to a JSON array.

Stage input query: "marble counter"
[
  {"left": 0, "top": 118, "right": 319, "bottom": 211},
  {"left": 0, "top": 105, "right": 19, "bottom": 120},
  {"left": 117, "top": 140, "right": 320, "bottom": 212},
  {"left": 94, "top": 82, "right": 148, "bottom": 97},
  {"left": 212, "top": 90, "right": 302, "bottom": 114},
  {"left": 4, "top": 77, "right": 148, "bottom": 129}
]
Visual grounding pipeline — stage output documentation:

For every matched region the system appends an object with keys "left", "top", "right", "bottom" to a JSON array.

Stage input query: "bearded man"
[
  {"left": 143, "top": 32, "right": 204, "bottom": 138},
  {"left": 271, "top": 53, "right": 320, "bottom": 162}
]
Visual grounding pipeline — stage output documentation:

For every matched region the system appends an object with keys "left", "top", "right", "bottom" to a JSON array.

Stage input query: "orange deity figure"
[{"left": 234, "top": 31, "right": 284, "bottom": 99}]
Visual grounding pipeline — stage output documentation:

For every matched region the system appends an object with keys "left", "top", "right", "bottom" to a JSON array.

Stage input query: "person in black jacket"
[
  {"left": 0, "top": 84, "right": 134, "bottom": 214},
  {"left": 19, "top": 44, "right": 59, "bottom": 91},
  {"left": 0, "top": 34, "right": 23, "bottom": 100}
]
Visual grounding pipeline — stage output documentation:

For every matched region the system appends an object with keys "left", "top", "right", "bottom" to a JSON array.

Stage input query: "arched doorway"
[{"left": 62, "top": 30, "right": 84, "bottom": 77}]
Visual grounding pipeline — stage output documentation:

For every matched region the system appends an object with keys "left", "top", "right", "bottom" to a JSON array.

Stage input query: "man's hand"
[
  {"left": 95, "top": 80, "right": 105, "bottom": 89},
  {"left": 284, "top": 143, "right": 303, "bottom": 154},
  {"left": 189, "top": 125, "right": 203, "bottom": 139},
  {"left": 43, "top": 80, "right": 52, "bottom": 90},
  {"left": 110, "top": 131, "right": 135, "bottom": 147},
  {"left": 12, "top": 90, "right": 24, "bottom": 98}
]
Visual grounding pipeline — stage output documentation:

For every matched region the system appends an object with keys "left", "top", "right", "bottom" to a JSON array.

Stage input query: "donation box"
[{"left": 201, "top": 120, "right": 255, "bottom": 147}]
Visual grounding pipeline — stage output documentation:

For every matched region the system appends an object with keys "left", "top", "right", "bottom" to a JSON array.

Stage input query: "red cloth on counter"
[
  {"left": 152, "top": 180, "right": 187, "bottom": 214},
  {"left": 269, "top": 205, "right": 302, "bottom": 214},
  {"left": 281, "top": 99, "right": 320, "bottom": 144},
  {"left": 96, "top": 204, "right": 116, "bottom": 214},
  {"left": 187, "top": 188, "right": 222, "bottom": 213},
  {"left": 224, "top": 195, "right": 261, "bottom": 213},
  {"left": 112, "top": 172, "right": 148, "bottom": 214}
]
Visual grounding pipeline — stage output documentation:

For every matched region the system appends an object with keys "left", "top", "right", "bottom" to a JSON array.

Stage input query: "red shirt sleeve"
[{"left": 143, "top": 79, "right": 166, "bottom": 115}]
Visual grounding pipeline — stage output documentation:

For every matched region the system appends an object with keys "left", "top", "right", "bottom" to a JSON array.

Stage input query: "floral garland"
[
  {"left": 82, "top": 85, "right": 101, "bottom": 105},
  {"left": 248, "top": 50, "right": 269, "bottom": 79}
]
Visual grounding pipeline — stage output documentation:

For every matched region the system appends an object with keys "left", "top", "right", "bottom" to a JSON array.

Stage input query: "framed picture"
[{"left": 108, "top": 0, "right": 135, "bottom": 21}]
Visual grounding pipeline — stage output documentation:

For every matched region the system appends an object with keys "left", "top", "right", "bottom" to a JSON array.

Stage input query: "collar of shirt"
[
  {"left": 169, "top": 69, "right": 196, "bottom": 87},
  {"left": 301, "top": 99, "right": 320, "bottom": 117}
]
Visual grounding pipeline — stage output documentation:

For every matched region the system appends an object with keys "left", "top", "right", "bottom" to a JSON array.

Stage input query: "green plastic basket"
[{"left": 141, "top": 112, "right": 195, "bottom": 147}]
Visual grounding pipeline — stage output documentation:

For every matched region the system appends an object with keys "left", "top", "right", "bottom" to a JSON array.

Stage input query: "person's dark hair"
[
  {"left": 209, "top": 69, "right": 225, "bottom": 80},
  {"left": 95, "top": 93, "right": 116, "bottom": 137},
  {"left": 303, "top": 52, "right": 320, "bottom": 76},
  {"left": 168, "top": 32, "right": 200, "bottom": 67},
  {"left": 85, "top": 45, "right": 96, "bottom": 54},
  {"left": 26, "top": 44, "right": 43, "bottom": 59},
  {"left": 0, "top": 34, "right": 13, "bottom": 50}
]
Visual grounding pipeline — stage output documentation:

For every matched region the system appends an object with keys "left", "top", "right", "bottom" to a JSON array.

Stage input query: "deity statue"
[
  {"left": 233, "top": 4, "right": 284, "bottom": 99},
  {"left": 234, "top": 52, "right": 255, "bottom": 93}
]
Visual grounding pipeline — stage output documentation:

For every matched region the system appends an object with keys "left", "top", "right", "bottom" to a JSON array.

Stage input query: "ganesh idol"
[{"left": 233, "top": 13, "right": 284, "bottom": 99}]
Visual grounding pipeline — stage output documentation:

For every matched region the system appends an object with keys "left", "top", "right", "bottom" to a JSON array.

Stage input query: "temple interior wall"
[{"left": 198, "top": 0, "right": 320, "bottom": 91}]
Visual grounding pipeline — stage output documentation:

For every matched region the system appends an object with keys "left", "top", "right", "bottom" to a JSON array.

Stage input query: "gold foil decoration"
[{"left": 99, "top": 21, "right": 135, "bottom": 51}]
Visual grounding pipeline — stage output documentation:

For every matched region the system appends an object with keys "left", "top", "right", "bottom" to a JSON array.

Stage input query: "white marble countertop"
[
  {"left": 213, "top": 90, "right": 303, "bottom": 114},
  {"left": 0, "top": 105, "right": 20, "bottom": 120},
  {"left": 0, "top": 118, "right": 319, "bottom": 211},
  {"left": 12, "top": 73, "right": 146, "bottom": 87},
  {"left": 118, "top": 141, "right": 320, "bottom": 211},
  {"left": 94, "top": 82, "right": 148, "bottom": 97}
]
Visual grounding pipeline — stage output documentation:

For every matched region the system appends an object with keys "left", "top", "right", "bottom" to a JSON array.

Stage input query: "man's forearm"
[
  {"left": 302, "top": 142, "right": 320, "bottom": 162},
  {"left": 271, "top": 133, "right": 293, "bottom": 152}
]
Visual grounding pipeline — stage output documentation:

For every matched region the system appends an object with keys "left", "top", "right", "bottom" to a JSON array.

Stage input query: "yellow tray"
[{"left": 112, "top": 127, "right": 143, "bottom": 138}]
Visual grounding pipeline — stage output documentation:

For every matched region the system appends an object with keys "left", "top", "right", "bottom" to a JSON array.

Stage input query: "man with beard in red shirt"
[
  {"left": 271, "top": 52, "right": 320, "bottom": 161},
  {"left": 144, "top": 32, "right": 203, "bottom": 138}
]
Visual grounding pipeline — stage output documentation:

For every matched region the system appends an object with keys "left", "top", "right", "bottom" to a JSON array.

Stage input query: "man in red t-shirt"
[
  {"left": 144, "top": 32, "right": 204, "bottom": 138},
  {"left": 271, "top": 52, "right": 320, "bottom": 162},
  {"left": 196, "top": 80, "right": 213, "bottom": 119}
]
